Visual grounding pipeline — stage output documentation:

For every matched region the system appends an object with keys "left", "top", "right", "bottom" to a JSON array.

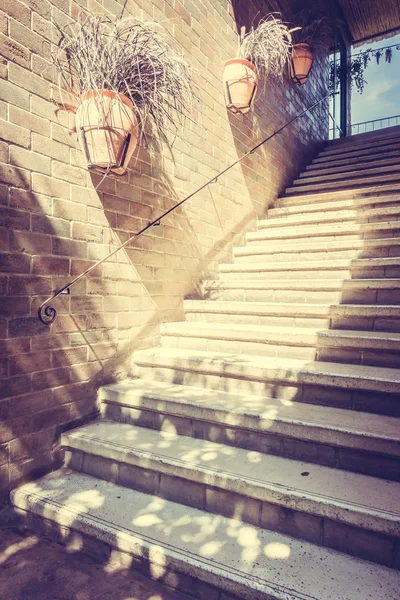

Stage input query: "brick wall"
[{"left": 0, "top": 0, "right": 328, "bottom": 507}]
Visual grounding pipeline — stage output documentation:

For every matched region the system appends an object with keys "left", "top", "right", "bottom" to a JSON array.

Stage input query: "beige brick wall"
[{"left": 0, "top": 0, "right": 328, "bottom": 505}]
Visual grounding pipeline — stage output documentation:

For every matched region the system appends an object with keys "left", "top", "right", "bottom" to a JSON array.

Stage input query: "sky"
[{"left": 351, "top": 33, "right": 400, "bottom": 125}]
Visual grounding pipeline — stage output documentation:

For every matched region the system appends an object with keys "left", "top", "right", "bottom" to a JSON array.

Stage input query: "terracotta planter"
[
  {"left": 76, "top": 90, "right": 139, "bottom": 175},
  {"left": 222, "top": 59, "right": 258, "bottom": 114},
  {"left": 289, "top": 44, "right": 313, "bottom": 84}
]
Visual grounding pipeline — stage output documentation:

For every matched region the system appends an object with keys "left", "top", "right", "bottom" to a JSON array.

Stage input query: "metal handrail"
[
  {"left": 38, "top": 91, "right": 334, "bottom": 324},
  {"left": 350, "top": 115, "right": 400, "bottom": 136}
]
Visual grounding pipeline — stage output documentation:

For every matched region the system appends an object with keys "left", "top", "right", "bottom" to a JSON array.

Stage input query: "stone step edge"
[
  {"left": 278, "top": 185, "right": 400, "bottom": 207},
  {"left": 306, "top": 154, "right": 400, "bottom": 173},
  {"left": 313, "top": 148, "right": 400, "bottom": 170},
  {"left": 325, "top": 126, "right": 400, "bottom": 146},
  {"left": 13, "top": 470, "right": 398, "bottom": 600},
  {"left": 261, "top": 205, "right": 400, "bottom": 227},
  {"left": 201, "top": 280, "right": 400, "bottom": 293},
  {"left": 246, "top": 221, "right": 400, "bottom": 242},
  {"left": 220, "top": 259, "right": 400, "bottom": 273},
  {"left": 270, "top": 195, "right": 400, "bottom": 218},
  {"left": 217, "top": 258, "right": 400, "bottom": 274},
  {"left": 295, "top": 165, "right": 400, "bottom": 186},
  {"left": 61, "top": 424, "right": 400, "bottom": 537},
  {"left": 318, "top": 135, "right": 400, "bottom": 159},
  {"left": 319, "top": 139, "right": 400, "bottom": 160},
  {"left": 233, "top": 238, "right": 400, "bottom": 257},
  {"left": 302, "top": 162, "right": 400, "bottom": 180},
  {"left": 100, "top": 380, "right": 400, "bottom": 456},
  {"left": 161, "top": 322, "right": 400, "bottom": 350},
  {"left": 259, "top": 211, "right": 357, "bottom": 229},
  {"left": 207, "top": 279, "right": 400, "bottom": 291},
  {"left": 133, "top": 347, "right": 400, "bottom": 395},
  {"left": 183, "top": 300, "right": 400, "bottom": 318},
  {"left": 285, "top": 175, "right": 400, "bottom": 196}
]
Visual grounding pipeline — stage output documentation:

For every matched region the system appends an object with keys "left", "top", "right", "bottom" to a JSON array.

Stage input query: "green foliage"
[{"left": 329, "top": 45, "right": 400, "bottom": 94}]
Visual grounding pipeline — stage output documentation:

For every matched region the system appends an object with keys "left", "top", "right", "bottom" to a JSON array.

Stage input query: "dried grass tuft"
[
  {"left": 52, "top": 14, "right": 193, "bottom": 149},
  {"left": 237, "top": 14, "right": 294, "bottom": 79},
  {"left": 290, "top": 13, "right": 335, "bottom": 56}
]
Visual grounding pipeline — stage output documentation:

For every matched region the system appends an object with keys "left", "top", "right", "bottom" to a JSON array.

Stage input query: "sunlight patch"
[
  {"left": 0, "top": 536, "right": 38, "bottom": 566},
  {"left": 149, "top": 545, "right": 167, "bottom": 579},
  {"left": 67, "top": 489, "right": 104, "bottom": 507},
  {"left": 279, "top": 399, "right": 294, "bottom": 407},
  {"left": 247, "top": 451, "right": 262, "bottom": 463},
  {"left": 201, "top": 451, "right": 218, "bottom": 461},
  {"left": 237, "top": 526, "right": 259, "bottom": 547},
  {"left": 264, "top": 542, "right": 291, "bottom": 559},
  {"left": 199, "top": 540, "right": 224, "bottom": 557},
  {"left": 241, "top": 546, "right": 260, "bottom": 563},
  {"left": 133, "top": 513, "right": 162, "bottom": 527}
]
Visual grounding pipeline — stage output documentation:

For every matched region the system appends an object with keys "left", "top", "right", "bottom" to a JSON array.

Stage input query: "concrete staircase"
[{"left": 11, "top": 127, "right": 400, "bottom": 600}]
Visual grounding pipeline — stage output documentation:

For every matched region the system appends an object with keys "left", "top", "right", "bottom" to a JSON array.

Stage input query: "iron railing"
[
  {"left": 38, "top": 91, "right": 335, "bottom": 325},
  {"left": 350, "top": 115, "right": 400, "bottom": 136}
]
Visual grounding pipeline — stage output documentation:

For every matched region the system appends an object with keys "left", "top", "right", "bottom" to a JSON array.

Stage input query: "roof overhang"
[{"left": 338, "top": 0, "right": 400, "bottom": 46}]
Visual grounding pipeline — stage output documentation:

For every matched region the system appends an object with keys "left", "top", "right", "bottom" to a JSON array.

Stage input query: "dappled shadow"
[
  {"left": 0, "top": 524, "right": 193, "bottom": 600},
  {"left": 8, "top": 464, "right": 400, "bottom": 599}
]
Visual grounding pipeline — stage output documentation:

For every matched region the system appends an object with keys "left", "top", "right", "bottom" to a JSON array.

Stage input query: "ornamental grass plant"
[
  {"left": 52, "top": 14, "right": 193, "bottom": 149},
  {"left": 236, "top": 14, "right": 296, "bottom": 79}
]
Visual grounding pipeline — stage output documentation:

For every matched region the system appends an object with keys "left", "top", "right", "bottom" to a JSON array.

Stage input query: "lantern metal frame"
[
  {"left": 79, "top": 125, "right": 132, "bottom": 176},
  {"left": 289, "top": 45, "right": 314, "bottom": 85},
  {"left": 224, "top": 78, "right": 258, "bottom": 114}
]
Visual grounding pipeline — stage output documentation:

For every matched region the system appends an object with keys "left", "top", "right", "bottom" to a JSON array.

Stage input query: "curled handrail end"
[{"left": 38, "top": 303, "right": 57, "bottom": 325}]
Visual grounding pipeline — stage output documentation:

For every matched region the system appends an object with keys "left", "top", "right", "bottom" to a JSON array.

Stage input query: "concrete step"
[
  {"left": 318, "top": 134, "right": 400, "bottom": 160},
  {"left": 100, "top": 378, "right": 400, "bottom": 480},
  {"left": 11, "top": 470, "right": 400, "bottom": 600},
  {"left": 295, "top": 164, "right": 400, "bottom": 187},
  {"left": 260, "top": 208, "right": 359, "bottom": 228},
  {"left": 268, "top": 195, "right": 400, "bottom": 219},
  {"left": 325, "top": 125, "right": 400, "bottom": 148},
  {"left": 184, "top": 299, "right": 400, "bottom": 334},
  {"left": 161, "top": 321, "right": 400, "bottom": 368},
  {"left": 61, "top": 421, "right": 400, "bottom": 568},
  {"left": 225, "top": 256, "right": 400, "bottom": 278},
  {"left": 201, "top": 278, "right": 400, "bottom": 306},
  {"left": 324, "top": 127, "right": 400, "bottom": 148},
  {"left": 316, "top": 142, "right": 400, "bottom": 164},
  {"left": 279, "top": 185, "right": 400, "bottom": 207},
  {"left": 161, "top": 320, "right": 317, "bottom": 360},
  {"left": 315, "top": 143, "right": 400, "bottom": 167},
  {"left": 219, "top": 260, "right": 400, "bottom": 278},
  {"left": 307, "top": 151, "right": 400, "bottom": 173},
  {"left": 233, "top": 238, "right": 400, "bottom": 264},
  {"left": 260, "top": 205, "right": 400, "bottom": 229},
  {"left": 285, "top": 173, "right": 400, "bottom": 196},
  {"left": 133, "top": 346, "right": 400, "bottom": 416},
  {"left": 246, "top": 220, "right": 400, "bottom": 244}
]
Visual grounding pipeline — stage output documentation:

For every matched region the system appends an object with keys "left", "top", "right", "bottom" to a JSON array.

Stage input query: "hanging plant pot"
[
  {"left": 76, "top": 90, "right": 139, "bottom": 176},
  {"left": 222, "top": 59, "right": 258, "bottom": 114},
  {"left": 289, "top": 43, "right": 313, "bottom": 84}
]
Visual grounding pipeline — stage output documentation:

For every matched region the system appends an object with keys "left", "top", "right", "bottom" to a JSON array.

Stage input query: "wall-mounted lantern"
[
  {"left": 290, "top": 43, "right": 313, "bottom": 84},
  {"left": 222, "top": 59, "right": 258, "bottom": 114},
  {"left": 76, "top": 90, "right": 139, "bottom": 176}
]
